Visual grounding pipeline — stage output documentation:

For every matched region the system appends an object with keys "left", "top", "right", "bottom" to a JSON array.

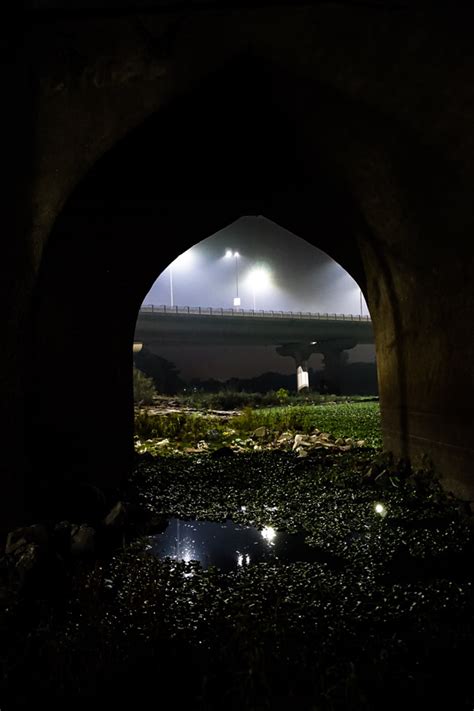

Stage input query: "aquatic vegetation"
[
  {"left": 134, "top": 400, "right": 382, "bottom": 454},
  {"left": 229, "top": 402, "right": 382, "bottom": 448},
  {"left": 170, "top": 390, "right": 372, "bottom": 411},
  {"left": 134, "top": 409, "right": 227, "bottom": 446},
  {"left": 2, "top": 443, "right": 473, "bottom": 709}
]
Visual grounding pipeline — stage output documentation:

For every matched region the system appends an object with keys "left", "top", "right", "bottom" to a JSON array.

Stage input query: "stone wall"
[{"left": 2, "top": 4, "right": 473, "bottom": 532}]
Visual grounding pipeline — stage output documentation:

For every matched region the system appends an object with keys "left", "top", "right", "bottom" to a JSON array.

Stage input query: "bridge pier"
[
  {"left": 276, "top": 344, "right": 318, "bottom": 391},
  {"left": 318, "top": 346, "right": 346, "bottom": 395},
  {"left": 318, "top": 340, "right": 357, "bottom": 394},
  {"left": 277, "top": 339, "right": 358, "bottom": 394}
]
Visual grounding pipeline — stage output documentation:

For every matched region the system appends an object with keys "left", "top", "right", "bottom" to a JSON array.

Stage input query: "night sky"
[
  {"left": 140, "top": 216, "right": 375, "bottom": 380},
  {"left": 143, "top": 216, "right": 367, "bottom": 314}
]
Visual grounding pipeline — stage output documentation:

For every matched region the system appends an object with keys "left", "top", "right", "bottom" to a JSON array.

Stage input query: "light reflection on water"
[{"left": 148, "top": 518, "right": 335, "bottom": 572}]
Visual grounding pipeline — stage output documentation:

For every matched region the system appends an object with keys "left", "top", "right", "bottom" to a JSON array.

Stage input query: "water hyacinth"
[{"left": 2, "top": 408, "right": 474, "bottom": 708}]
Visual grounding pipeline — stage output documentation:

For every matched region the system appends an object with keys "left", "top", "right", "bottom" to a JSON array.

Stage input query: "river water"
[{"left": 148, "top": 517, "right": 341, "bottom": 572}]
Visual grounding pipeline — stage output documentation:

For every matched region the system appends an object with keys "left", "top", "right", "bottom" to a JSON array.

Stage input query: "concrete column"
[
  {"left": 276, "top": 343, "right": 317, "bottom": 391},
  {"left": 297, "top": 363, "right": 309, "bottom": 391}
]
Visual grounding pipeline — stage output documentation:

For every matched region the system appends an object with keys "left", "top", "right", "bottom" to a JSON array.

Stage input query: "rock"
[
  {"left": 70, "top": 525, "right": 96, "bottom": 556},
  {"left": 293, "top": 435, "right": 303, "bottom": 450},
  {"left": 252, "top": 426, "right": 267, "bottom": 438},
  {"left": 6, "top": 524, "right": 49, "bottom": 557},
  {"left": 356, "top": 439, "right": 366, "bottom": 447},
  {"left": 104, "top": 502, "right": 127, "bottom": 529},
  {"left": 296, "top": 447, "right": 308, "bottom": 458},
  {"left": 15, "top": 543, "right": 48, "bottom": 586},
  {"left": 335, "top": 438, "right": 345, "bottom": 445},
  {"left": 5, "top": 536, "right": 28, "bottom": 557}
]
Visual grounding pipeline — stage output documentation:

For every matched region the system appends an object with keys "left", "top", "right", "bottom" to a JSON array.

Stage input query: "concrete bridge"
[{"left": 134, "top": 305, "right": 374, "bottom": 391}]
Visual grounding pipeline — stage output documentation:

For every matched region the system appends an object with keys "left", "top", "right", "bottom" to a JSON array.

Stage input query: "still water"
[{"left": 149, "top": 518, "right": 340, "bottom": 572}]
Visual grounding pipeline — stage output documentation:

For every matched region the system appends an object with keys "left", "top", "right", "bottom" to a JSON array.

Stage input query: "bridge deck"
[
  {"left": 139, "top": 305, "right": 371, "bottom": 321},
  {"left": 135, "top": 305, "right": 374, "bottom": 348}
]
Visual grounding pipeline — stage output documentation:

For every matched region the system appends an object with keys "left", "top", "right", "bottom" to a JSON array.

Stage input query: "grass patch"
[
  {"left": 134, "top": 409, "right": 225, "bottom": 443},
  {"left": 135, "top": 401, "right": 382, "bottom": 454},
  {"left": 229, "top": 402, "right": 381, "bottom": 448},
  {"left": 171, "top": 390, "right": 376, "bottom": 410}
]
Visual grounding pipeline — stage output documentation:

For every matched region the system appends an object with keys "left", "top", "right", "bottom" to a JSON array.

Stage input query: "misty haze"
[{"left": 139, "top": 216, "right": 375, "bottom": 382}]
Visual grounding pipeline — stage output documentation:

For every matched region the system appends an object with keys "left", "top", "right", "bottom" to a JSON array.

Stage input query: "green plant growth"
[
  {"left": 173, "top": 389, "right": 375, "bottom": 411},
  {"left": 3, "top": 449, "right": 473, "bottom": 710},
  {"left": 133, "top": 366, "right": 157, "bottom": 405},
  {"left": 135, "top": 409, "right": 227, "bottom": 444},
  {"left": 229, "top": 401, "right": 382, "bottom": 448},
  {"left": 134, "top": 400, "right": 382, "bottom": 453},
  {"left": 276, "top": 387, "right": 289, "bottom": 403}
]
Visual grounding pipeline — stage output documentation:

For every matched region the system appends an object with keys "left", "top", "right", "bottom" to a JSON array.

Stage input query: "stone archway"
[
  {"left": 4, "top": 6, "right": 474, "bottom": 531},
  {"left": 27, "top": 58, "right": 382, "bottom": 519}
]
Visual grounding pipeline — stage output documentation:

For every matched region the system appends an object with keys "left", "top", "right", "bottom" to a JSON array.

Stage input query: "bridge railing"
[{"left": 139, "top": 305, "right": 371, "bottom": 321}]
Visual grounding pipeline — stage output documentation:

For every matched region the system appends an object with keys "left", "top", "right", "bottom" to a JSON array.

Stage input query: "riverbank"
[{"left": 1, "top": 402, "right": 473, "bottom": 709}]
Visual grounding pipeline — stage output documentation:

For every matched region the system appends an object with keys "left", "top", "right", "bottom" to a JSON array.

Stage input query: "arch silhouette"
[
  {"left": 28, "top": 58, "right": 399, "bottom": 519},
  {"left": 8, "top": 25, "right": 470, "bottom": 526}
]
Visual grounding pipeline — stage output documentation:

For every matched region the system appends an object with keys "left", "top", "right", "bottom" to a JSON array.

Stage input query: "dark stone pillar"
[
  {"left": 318, "top": 347, "right": 346, "bottom": 395},
  {"left": 0, "top": 30, "right": 39, "bottom": 539}
]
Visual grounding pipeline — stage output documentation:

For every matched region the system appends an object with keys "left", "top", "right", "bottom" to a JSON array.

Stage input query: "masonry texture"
[{"left": 3, "top": 2, "right": 474, "bottom": 533}]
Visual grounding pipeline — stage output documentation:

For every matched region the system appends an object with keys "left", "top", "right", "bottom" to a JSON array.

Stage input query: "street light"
[
  {"left": 225, "top": 249, "right": 241, "bottom": 306},
  {"left": 247, "top": 266, "right": 271, "bottom": 310}
]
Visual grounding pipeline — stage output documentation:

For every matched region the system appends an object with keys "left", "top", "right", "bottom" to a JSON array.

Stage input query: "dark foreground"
[{"left": 1, "top": 449, "right": 474, "bottom": 710}]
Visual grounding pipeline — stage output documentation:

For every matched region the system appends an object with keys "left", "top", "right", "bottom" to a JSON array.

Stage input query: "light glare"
[
  {"left": 261, "top": 526, "right": 277, "bottom": 544},
  {"left": 247, "top": 266, "right": 272, "bottom": 290}
]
